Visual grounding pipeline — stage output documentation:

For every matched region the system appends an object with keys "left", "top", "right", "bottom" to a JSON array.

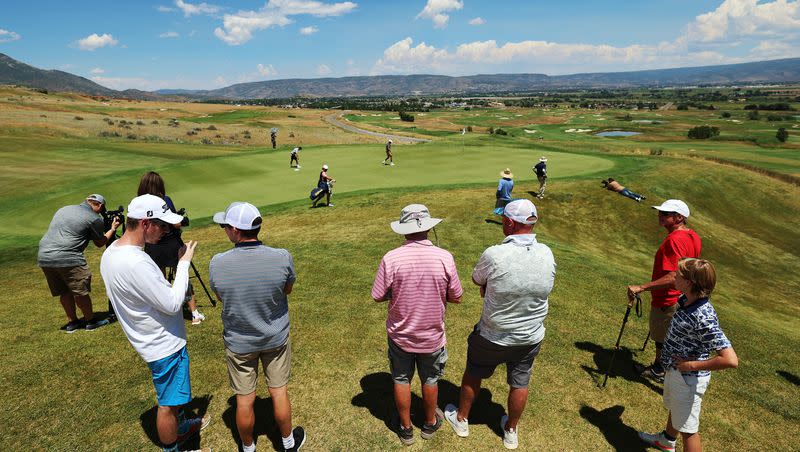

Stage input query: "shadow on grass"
[
  {"left": 139, "top": 394, "right": 212, "bottom": 449},
  {"left": 777, "top": 370, "right": 800, "bottom": 386},
  {"left": 221, "top": 395, "right": 282, "bottom": 452},
  {"left": 484, "top": 218, "right": 503, "bottom": 225},
  {"left": 574, "top": 341, "right": 662, "bottom": 395},
  {"left": 579, "top": 404, "right": 647, "bottom": 451},
  {"left": 351, "top": 372, "right": 505, "bottom": 437}
]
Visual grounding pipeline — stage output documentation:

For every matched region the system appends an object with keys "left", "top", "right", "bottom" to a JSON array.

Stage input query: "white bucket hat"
[{"left": 390, "top": 204, "right": 442, "bottom": 235}]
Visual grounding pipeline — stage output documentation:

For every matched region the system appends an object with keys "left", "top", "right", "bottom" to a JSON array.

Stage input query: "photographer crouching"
[{"left": 38, "top": 194, "right": 121, "bottom": 332}]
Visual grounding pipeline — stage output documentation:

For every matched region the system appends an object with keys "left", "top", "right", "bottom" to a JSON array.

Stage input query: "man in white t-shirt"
[{"left": 100, "top": 194, "right": 210, "bottom": 452}]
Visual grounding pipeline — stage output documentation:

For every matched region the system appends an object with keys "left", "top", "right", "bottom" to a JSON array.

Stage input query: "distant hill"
[
  {"left": 168, "top": 58, "right": 800, "bottom": 99},
  {"left": 2, "top": 52, "right": 799, "bottom": 100},
  {"left": 0, "top": 53, "right": 159, "bottom": 100}
]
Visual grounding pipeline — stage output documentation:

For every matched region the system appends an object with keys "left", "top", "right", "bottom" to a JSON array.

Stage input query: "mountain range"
[{"left": 2, "top": 52, "right": 799, "bottom": 100}]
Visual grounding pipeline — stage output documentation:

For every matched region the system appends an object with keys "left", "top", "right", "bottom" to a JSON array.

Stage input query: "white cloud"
[
  {"left": 159, "top": 31, "right": 180, "bottom": 38},
  {"left": 372, "top": 36, "right": 738, "bottom": 75},
  {"left": 257, "top": 63, "right": 278, "bottom": 76},
  {"left": 214, "top": 0, "right": 357, "bottom": 45},
  {"left": 0, "top": 29, "right": 21, "bottom": 43},
  {"left": 157, "top": 5, "right": 176, "bottom": 12},
  {"left": 468, "top": 17, "right": 485, "bottom": 26},
  {"left": 90, "top": 68, "right": 105, "bottom": 74},
  {"left": 91, "top": 76, "right": 152, "bottom": 90},
  {"left": 299, "top": 25, "right": 318, "bottom": 35},
  {"left": 750, "top": 39, "right": 800, "bottom": 58},
  {"left": 175, "top": 0, "right": 220, "bottom": 17},
  {"left": 317, "top": 64, "right": 332, "bottom": 75},
  {"left": 76, "top": 33, "right": 118, "bottom": 51},
  {"left": 416, "top": 0, "right": 463, "bottom": 28},
  {"left": 686, "top": 0, "right": 800, "bottom": 43},
  {"left": 213, "top": 76, "right": 228, "bottom": 87}
]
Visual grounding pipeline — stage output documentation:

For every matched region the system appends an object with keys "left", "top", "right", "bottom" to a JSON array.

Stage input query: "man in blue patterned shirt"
[{"left": 638, "top": 258, "right": 738, "bottom": 452}]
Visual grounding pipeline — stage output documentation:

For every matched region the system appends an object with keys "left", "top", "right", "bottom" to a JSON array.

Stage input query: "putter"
[{"left": 601, "top": 293, "right": 643, "bottom": 388}]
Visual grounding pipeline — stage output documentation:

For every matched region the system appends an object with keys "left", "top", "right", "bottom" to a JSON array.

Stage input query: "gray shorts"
[
  {"left": 466, "top": 329, "right": 542, "bottom": 388},
  {"left": 388, "top": 338, "right": 447, "bottom": 386}
]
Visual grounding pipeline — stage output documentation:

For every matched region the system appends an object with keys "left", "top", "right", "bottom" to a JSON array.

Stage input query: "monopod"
[{"left": 600, "top": 293, "right": 643, "bottom": 388}]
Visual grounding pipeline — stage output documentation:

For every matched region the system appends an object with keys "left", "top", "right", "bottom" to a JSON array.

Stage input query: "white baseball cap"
[
  {"left": 504, "top": 199, "right": 538, "bottom": 225},
  {"left": 322, "top": 164, "right": 329, "bottom": 170},
  {"left": 652, "top": 199, "right": 690, "bottom": 218},
  {"left": 127, "top": 194, "right": 184, "bottom": 224},
  {"left": 213, "top": 202, "right": 261, "bottom": 230}
]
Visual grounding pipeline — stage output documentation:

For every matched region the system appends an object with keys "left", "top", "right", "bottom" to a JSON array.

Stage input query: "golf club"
[{"left": 600, "top": 293, "right": 643, "bottom": 388}]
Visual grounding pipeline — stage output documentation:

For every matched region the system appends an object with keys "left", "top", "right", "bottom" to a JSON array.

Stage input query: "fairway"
[{"left": 0, "top": 88, "right": 798, "bottom": 451}]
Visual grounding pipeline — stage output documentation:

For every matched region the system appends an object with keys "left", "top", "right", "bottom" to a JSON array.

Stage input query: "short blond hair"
[{"left": 677, "top": 258, "right": 717, "bottom": 298}]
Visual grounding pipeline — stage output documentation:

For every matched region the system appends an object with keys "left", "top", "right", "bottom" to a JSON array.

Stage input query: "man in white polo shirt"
[
  {"left": 444, "top": 199, "right": 556, "bottom": 450},
  {"left": 100, "top": 194, "right": 210, "bottom": 452}
]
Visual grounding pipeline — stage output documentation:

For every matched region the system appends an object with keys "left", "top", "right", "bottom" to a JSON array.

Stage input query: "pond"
[{"left": 595, "top": 130, "right": 642, "bottom": 137}]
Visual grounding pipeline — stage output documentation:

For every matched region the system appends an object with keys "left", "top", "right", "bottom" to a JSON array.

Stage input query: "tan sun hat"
[{"left": 500, "top": 168, "right": 514, "bottom": 179}]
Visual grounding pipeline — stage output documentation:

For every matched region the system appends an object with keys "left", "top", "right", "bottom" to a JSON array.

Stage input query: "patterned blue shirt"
[{"left": 661, "top": 295, "right": 732, "bottom": 377}]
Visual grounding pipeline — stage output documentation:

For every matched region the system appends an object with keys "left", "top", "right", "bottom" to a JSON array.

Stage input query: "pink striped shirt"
[{"left": 371, "top": 240, "right": 463, "bottom": 353}]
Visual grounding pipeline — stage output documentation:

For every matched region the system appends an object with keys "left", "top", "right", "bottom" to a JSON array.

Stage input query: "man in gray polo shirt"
[
  {"left": 210, "top": 202, "right": 305, "bottom": 452},
  {"left": 38, "top": 194, "right": 121, "bottom": 332},
  {"left": 444, "top": 199, "right": 556, "bottom": 450}
]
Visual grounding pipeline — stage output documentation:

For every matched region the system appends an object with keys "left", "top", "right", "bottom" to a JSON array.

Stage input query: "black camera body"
[
  {"left": 101, "top": 205, "right": 126, "bottom": 245},
  {"left": 176, "top": 208, "right": 190, "bottom": 227}
]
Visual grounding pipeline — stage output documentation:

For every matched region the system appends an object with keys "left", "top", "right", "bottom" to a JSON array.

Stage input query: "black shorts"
[{"left": 465, "top": 328, "right": 542, "bottom": 388}]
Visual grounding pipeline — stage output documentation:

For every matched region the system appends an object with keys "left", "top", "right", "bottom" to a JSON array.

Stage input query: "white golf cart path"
[{"left": 323, "top": 111, "right": 432, "bottom": 143}]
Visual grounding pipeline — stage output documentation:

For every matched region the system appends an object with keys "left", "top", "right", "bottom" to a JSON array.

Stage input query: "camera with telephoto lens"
[
  {"left": 101, "top": 205, "right": 125, "bottom": 246},
  {"left": 176, "top": 208, "right": 190, "bottom": 227}
]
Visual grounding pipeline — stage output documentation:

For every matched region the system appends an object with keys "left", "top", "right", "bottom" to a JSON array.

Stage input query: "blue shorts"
[{"left": 147, "top": 346, "right": 192, "bottom": 406}]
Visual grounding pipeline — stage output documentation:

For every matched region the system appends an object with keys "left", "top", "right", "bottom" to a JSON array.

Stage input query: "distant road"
[{"left": 323, "top": 111, "right": 432, "bottom": 143}]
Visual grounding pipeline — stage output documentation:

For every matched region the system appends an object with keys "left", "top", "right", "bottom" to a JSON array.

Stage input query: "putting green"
[{"left": 2, "top": 142, "right": 613, "bottom": 242}]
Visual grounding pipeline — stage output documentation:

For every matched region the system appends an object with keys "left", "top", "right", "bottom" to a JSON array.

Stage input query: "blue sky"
[{"left": 1, "top": 0, "right": 798, "bottom": 91}]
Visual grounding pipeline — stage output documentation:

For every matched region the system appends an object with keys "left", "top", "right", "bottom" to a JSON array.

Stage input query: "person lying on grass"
[
  {"left": 601, "top": 178, "right": 646, "bottom": 203},
  {"left": 638, "top": 258, "right": 738, "bottom": 452}
]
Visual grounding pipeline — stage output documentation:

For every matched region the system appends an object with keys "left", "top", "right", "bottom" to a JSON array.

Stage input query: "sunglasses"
[
  {"left": 658, "top": 211, "right": 677, "bottom": 217},
  {"left": 149, "top": 219, "right": 171, "bottom": 229}
]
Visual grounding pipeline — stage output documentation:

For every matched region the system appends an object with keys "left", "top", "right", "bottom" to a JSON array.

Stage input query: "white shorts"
[{"left": 663, "top": 368, "right": 710, "bottom": 434}]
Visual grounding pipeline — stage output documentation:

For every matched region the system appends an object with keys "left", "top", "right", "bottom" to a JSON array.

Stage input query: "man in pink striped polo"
[{"left": 371, "top": 204, "right": 463, "bottom": 446}]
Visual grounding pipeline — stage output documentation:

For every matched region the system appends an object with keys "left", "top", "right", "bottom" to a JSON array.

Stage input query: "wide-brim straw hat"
[
  {"left": 500, "top": 168, "right": 514, "bottom": 179},
  {"left": 390, "top": 204, "right": 442, "bottom": 235}
]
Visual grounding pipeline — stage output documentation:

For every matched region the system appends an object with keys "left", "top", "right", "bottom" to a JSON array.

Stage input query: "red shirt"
[{"left": 651, "top": 229, "right": 702, "bottom": 308}]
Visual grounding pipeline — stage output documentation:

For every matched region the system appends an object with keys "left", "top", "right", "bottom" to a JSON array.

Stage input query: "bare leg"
[
  {"left": 269, "top": 385, "right": 292, "bottom": 438},
  {"left": 74, "top": 294, "right": 95, "bottom": 321},
  {"left": 456, "top": 372, "right": 482, "bottom": 422},
  {"left": 236, "top": 392, "right": 257, "bottom": 447},
  {"left": 393, "top": 383, "right": 412, "bottom": 428},
  {"left": 421, "top": 383, "right": 438, "bottom": 425},
  {"left": 505, "top": 387, "right": 529, "bottom": 430},
  {"left": 665, "top": 411, "right": 678, "bottom": 437},
  {"left": 682, "top": 432, "right": 702, "bottom": 452},
  {"left": 156, "top": 405, "right": 180, "bottom": 445},
  {"left": 187, "top": 296, "right": 197, "bottom": 312},
  {"left": 60, "top": 293, "right": 78, "bottom": 322}
]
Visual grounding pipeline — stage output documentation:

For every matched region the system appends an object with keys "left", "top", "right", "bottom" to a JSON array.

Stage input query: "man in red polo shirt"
[{"left": 627, "top": 199, "right": 701, "bottom": 382}]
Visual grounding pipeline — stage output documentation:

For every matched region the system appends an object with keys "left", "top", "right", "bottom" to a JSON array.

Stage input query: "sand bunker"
[
  {"left": 565, "top": 128, "right": 592, "bottom": 133},
  {"left": 524, "top": 129, "right": 538, "bottom": 134}
]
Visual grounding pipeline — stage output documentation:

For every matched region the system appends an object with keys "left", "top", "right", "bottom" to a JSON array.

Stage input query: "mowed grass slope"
[{"left": 0, "top": 155, "right": 797, "bottom": 451}]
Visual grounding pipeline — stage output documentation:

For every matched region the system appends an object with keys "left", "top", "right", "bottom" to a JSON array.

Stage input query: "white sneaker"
[
  {"left": 297, "top": 165, "right": 301, "bottom": 168},
  {"left": 638, "top": 431, "right": 676, "bottom": 451},
  {"left": 501, "top": 415, "right": 518, "bottom": 450},
  {"left": 192, "top": 312, "right": 205, "bottom": 325},
  {"left": 390, "top": 162, "right": 395, "bottom": 166},
  {"left": 444, "top": 404, "right": 469, "bottom": 437}
]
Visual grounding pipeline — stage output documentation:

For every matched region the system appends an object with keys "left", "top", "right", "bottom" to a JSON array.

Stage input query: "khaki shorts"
[
  {"left": 225, "top": 340, "right": 292, "bottom": 394},
  {"left": 650, "top": 303, "right": 678, "bottom": 343},
  {"left": 41, "top": 265, "right": 92, "bottom": 297}
]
